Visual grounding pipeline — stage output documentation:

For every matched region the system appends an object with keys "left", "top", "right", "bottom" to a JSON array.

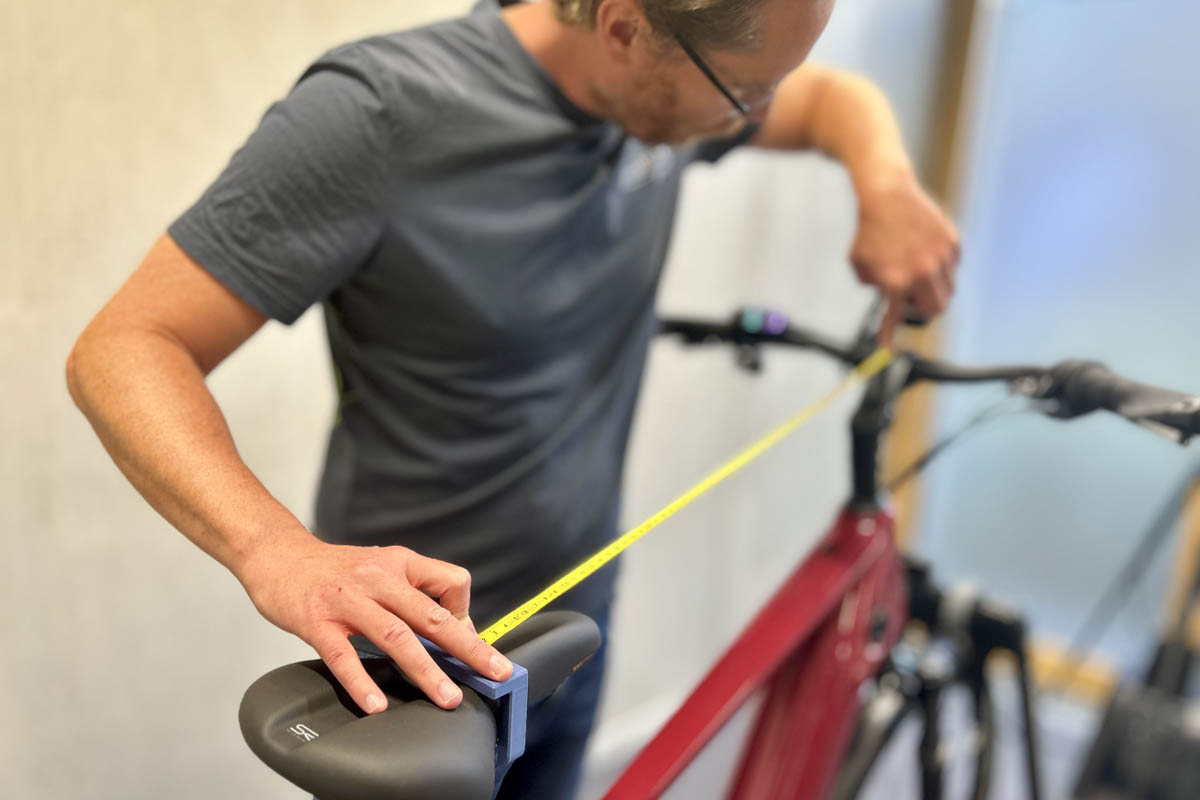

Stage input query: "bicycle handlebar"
[
  {"left": 658, "top": 310, "right": 1200, "bottom": 444},
  {"left": 1029, "top": 360, "right": 1200, "bottom": 442}
]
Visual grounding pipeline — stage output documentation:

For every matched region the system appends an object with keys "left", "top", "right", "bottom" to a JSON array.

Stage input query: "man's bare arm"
[
  {"left": 751, "top": 64, "right": 909, "bottom": 176},
  {"left": 749, "top": 63, "right": 961, "bottom": 343},
  {"left": 67, "top": 234, "right": 512, "bottom": 713},
  {"left": 68, "top": 234, "right": 278, "bottom": 570}
]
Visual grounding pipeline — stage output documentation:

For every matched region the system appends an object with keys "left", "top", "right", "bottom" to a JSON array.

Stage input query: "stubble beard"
[
  {"left": 625, "top": 69, "right": 748, "bottom": 147},
  {"left": 620, "top": 67, "right": 683, "bottom": 144}
]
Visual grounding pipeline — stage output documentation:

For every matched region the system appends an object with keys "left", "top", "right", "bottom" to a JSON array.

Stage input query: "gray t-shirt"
[{"left": 169, "top": 3, "right": 749, "bottom": 627}]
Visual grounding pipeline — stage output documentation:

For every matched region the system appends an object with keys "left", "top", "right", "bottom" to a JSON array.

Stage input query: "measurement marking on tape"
[{"left": 479, "top": 348, "right": 893, "bottom": 645}]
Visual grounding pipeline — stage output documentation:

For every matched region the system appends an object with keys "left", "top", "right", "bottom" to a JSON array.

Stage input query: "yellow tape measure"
[{"left": 479, "top": 347, "right": 894, "bottom": 645}]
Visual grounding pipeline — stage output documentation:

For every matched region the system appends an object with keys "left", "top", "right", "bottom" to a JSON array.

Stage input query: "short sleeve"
[{"left": 168, "top": 58, "right": 394, "bottom": 324}]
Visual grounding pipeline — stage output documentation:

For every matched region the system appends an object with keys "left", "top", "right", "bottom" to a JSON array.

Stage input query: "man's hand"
[
  {"left": 848, "top": 164, "right": 961, "bottom": 346},
  {"left": 68, "top": 236, "right": 512, "bottom": 717},
  {"left": 748, "top": 64, "right": 959, "bottom": 342},
  {"left": 237, "top": 538, "right": 513, "bottom": 714}
]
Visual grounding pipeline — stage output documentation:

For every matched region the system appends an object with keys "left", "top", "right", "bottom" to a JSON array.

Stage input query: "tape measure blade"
[{"left": 480, "top": 349, "right": 892, "bottom": 644}]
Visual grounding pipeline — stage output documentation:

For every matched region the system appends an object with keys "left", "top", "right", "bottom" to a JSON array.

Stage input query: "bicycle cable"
[
  {"left": 884, "top": 398, "right": 1041, "bottom": 493},
  {"left": 1046, "top": 460, "right": 1200, "bottom": 698}
]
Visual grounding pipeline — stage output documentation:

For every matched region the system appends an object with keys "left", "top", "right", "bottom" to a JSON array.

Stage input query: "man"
[{"left": 67, "top": 0, "right": 958, "bottom": 796}]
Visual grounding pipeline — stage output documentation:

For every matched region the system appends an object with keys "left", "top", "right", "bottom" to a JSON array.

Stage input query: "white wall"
[
  {"left": 1, "top": 1, "right": 950, "bottom": 797},
  {"left": 917, "top": 0, "right": 1200, "bottom": 673},
  {"left": 4, "top": 3, "right": 466, "bottom": 797}
]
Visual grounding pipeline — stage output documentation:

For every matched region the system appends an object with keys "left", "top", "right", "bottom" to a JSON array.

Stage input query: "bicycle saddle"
[{"left": 239, "top": 610, "right": 602, "bottom": 800}]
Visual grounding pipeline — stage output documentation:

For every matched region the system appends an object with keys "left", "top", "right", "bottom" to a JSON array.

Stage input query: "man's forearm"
[
  {"left": 751, "top": 63, "right": 914, "bottom": 191},
  {"left": 67, "top": 239, "right": 514, "bottom": 713},
  {"left": 67, "top": 327, "right": 309, "bottom": 580},
  {"left": 748, "top": 63, "right": 960, "bottom": 342}
]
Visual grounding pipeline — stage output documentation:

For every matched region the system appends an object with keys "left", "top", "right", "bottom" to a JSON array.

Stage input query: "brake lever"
[
  {"left": 1006, "top": 374, "right": 1083, "bottom": 422},
  {"left": 1008, "top": 373, "right": 1055, "bottom": 402},
  {"left": 1133, "top": 419, "right": 1191, "bottom": 445},
  {"left": 1008, "top": 373, "right": 1091, "bottom": 420}
]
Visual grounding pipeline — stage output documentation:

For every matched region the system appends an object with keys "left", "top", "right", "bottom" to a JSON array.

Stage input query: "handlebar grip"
[{"left": 1047, "top": 360, "right": 1200, "bottom": 439}]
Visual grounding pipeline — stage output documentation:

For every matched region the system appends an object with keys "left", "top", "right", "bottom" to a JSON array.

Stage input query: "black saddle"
[{"left": 239, "top": 610, "right": 602, "bottom": 800}]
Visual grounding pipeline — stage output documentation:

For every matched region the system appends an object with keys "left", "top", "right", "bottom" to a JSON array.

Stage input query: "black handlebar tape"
[{"left": 1049, "top": 360, "right": 1200, "bottom": 435}]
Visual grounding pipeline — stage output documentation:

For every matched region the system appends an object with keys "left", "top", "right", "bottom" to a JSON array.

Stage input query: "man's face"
[{"left": 611, "top": 0, "right": 836, "bottom": 146}]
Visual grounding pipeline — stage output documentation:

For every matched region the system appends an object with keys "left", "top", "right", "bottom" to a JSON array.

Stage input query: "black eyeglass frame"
[{"left": 668, "top": 29, "right": 752, "bottom": 118}]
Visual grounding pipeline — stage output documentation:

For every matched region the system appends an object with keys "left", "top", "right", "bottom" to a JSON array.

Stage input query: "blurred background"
[{"left": 3, "top": 0, "right": 1198, "bottom": 797}]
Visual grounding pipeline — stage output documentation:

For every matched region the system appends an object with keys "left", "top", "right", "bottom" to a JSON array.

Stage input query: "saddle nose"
[{"left": 493, "top": 610, "right": 602, "bottom": 703}]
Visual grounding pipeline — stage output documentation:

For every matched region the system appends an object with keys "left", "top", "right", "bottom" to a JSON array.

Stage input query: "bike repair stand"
[{"left": 421, "top": 639, "right": 529, "bottom": 799}]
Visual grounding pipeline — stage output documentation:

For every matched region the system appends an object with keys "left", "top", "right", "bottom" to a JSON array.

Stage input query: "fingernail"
[
  {"left": 439, "top": 680, "right": 461, "bottom": 704},
  {"left": 491, "top": 654, "right": 512, "bottom": 677},
  {"left": 365, "top": 693, "right": 386, "bottom": 713}
]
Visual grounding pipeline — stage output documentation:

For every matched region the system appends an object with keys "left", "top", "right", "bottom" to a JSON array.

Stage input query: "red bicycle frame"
[{"left": 604, "top": 504, "right": 907, "bottom": 799}]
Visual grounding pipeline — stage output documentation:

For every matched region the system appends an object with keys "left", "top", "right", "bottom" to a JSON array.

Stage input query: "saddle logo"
[{"left": 287, "top": 723, "right": 320, "bottom": 742}]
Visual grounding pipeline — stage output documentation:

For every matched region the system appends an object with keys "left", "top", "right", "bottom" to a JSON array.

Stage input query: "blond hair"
[{"left": 552, "top": 0, "right": 767, "bottom": 52}]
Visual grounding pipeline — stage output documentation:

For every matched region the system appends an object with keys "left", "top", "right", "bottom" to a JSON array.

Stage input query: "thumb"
[{"left": 877, "top": 292, "right": 904, "bottom": 347}]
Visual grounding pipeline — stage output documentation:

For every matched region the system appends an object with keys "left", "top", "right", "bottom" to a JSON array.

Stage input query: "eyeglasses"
[{"left": 668, "top": 29, "right": 752, "bottom": 118}]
